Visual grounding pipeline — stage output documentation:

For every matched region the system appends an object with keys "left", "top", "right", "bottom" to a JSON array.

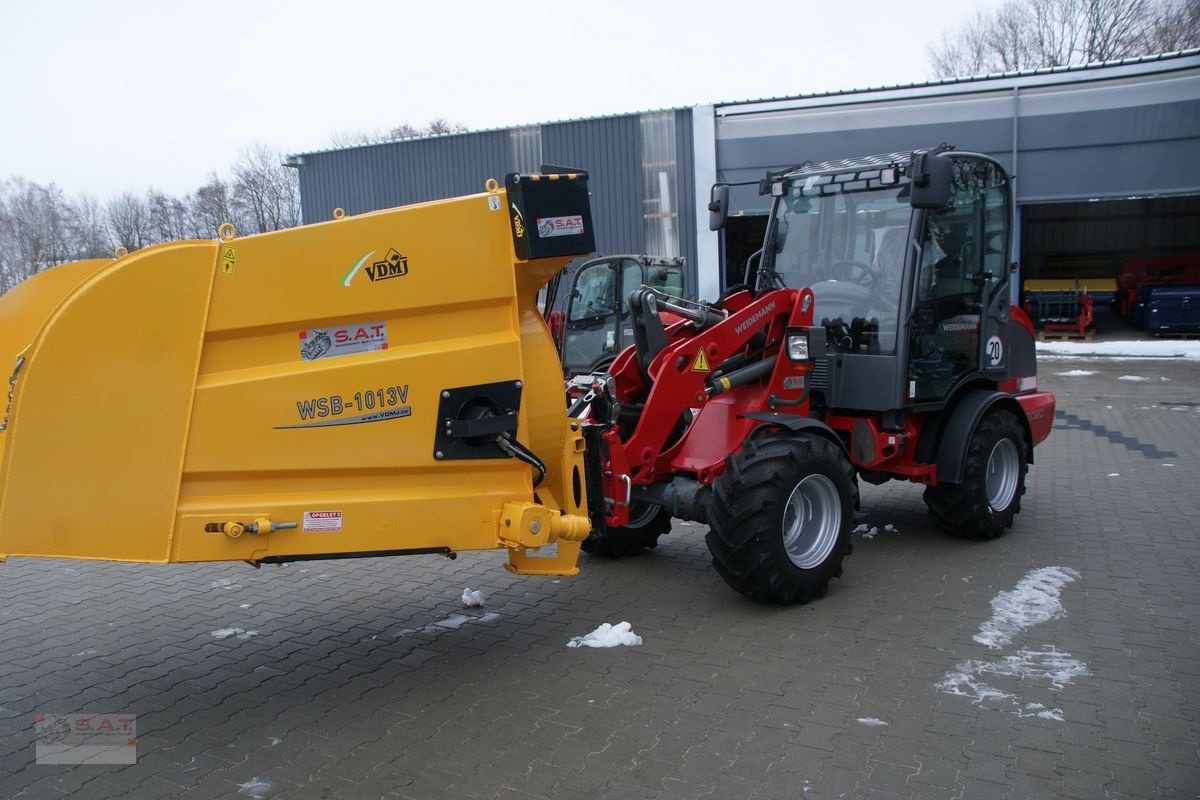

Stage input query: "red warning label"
[{"left": 303, "top": 510, "right": 342, "bottom": 532}]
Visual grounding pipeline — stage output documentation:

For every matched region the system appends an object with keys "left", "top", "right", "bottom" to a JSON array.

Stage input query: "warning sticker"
[
  {"left": 303, "top": 511, "right": 342, "bottom": 532},
  {"left": 219, "top": 245, "right": 237, "bottom": 277},
  {"left": 299, "top": 322, "right": 388, "bottom": 361},
  {"left": 691, "top": 350, "right": 711, "bottom": 372},
  {"left": 536, "top": 215, "right": 585, "bottom": 238}
]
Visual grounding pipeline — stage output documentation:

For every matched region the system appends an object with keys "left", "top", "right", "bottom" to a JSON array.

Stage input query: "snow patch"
[
  {"left": 1117, "top": 375, "right": 1148, "bottom": 382},
  {"left": 237, "top": 777, "right": 272, "bottom": 799},
  {"left": 1107, "top": 473, "right": 1120, "bottom": 477},
  {"left": 1037, "top": 340, "right": 1200, "bottom": 359},
  {"left": 853, "top": 524, "right": 878, "bottom": 539},
  {"left": 567, "top": 621, "right": 643, "bottom": 648},
  {"left": 937, "top": 646, "right": 1087, "bottom": 717},
  {"left": 974, "top": 567, "right": 1080, "bottom": 649},
  {"left": 239, "top": 603, "right": 252, "bottom": 609},
  {"left": 268, "top": 737, "right": 282, "bottom": 746},
  {"left": 856, "top": 717, "right": 889, "bottom": 727},
  {"left": 461, "top": 587, "right": 486, "bottom": 607},
  {"left": 210, "top": 578, "right": 238, "bottom": 589},
  {"left": 211, "top": 628, "right": 259, "bottom": 641},
  {"left": 1054, "top": 369, "right": 1096, "bottom": 377},
  {"left": 74, "top": 649, "right": 98, "bottom": 657}
]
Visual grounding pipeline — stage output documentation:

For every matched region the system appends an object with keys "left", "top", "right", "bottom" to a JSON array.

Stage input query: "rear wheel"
[
  {"left": 706, "top": 435, "right": 856, "bottom": 604},
  {"left": 924, "top": 409, "right": 1028, "bottom": 540},
  {"left": 581, "top": 504, "right": 672, "bottom": 558}
]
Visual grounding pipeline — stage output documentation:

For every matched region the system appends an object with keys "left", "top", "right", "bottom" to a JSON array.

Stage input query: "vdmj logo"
[{"left": 366, "top": 248, "right": 408, "bottom": 282}]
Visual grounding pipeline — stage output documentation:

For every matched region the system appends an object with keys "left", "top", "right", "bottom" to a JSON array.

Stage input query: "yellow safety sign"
[
  {"left": 691, "top": 350, "right": 710, "bottom": 372},
  {"left": 219, "top": 246, "right": 237, "bottom": 277}
]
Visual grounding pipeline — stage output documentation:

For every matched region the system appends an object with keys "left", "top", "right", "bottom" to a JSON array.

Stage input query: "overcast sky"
[{"left": 1, "top": 0, "right": 992, "bottom": 198}]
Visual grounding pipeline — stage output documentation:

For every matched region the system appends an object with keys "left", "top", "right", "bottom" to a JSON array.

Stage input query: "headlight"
[{"left": 786, "top": 333, "right": 809, "bottom": 361}]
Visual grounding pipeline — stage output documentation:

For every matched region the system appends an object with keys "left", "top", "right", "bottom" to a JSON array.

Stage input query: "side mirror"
[
  {"left": 909, "top": 151, "right": 952, "bottom": 210},
  {"left": 708, "top": 184, "right": 730, "bottom": 231}
]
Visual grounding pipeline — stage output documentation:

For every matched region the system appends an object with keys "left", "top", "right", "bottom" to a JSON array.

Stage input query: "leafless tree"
[
  {"left": 106, "top": 193, "right": 150, "bottom": 252},
  {"left": 230, "top": 144, "right": 300, "bottom": 234},
  {"left": 0, "top": 178, "right": 74, "bottom": 292},
  {"left": 146, "top": 189, "right": 193, "bottom": 243},
  {"left": 68, "top": 194, "right": 111, "bottom": 259},
  {"left": 189, "top": 173, "right": 241, "bottom": 240},
  {"left": 930, "top": 0, "right": 1200, "bottom": 78},
  {"left": 1145, "top": 0, "right": 1200, "bottom": 50},
  {"left": 329, "top": 120, "right": 470, "bottom": 147},
  {"left": 425, "top": 118, "right": 469, "bottom": 136}
]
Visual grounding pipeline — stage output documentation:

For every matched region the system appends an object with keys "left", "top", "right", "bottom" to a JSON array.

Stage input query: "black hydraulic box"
[{"left": 504, "top": 171, "right": 595, "bottom": 260}]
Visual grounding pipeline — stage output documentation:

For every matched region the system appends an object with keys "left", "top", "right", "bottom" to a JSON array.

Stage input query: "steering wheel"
[{"left": 828, "top": 259, "right": 880, "bottom": 288}]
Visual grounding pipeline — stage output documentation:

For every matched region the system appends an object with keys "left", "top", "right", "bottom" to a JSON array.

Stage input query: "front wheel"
[
  {"left": 923, "top": 409, "right": 1028, "bottom": 540},
  {"left": 581, "top": 504, "right": 672, "bottom": 558},
  {"left": 706, "top": 435, "right": 856, "bottom": 604}
]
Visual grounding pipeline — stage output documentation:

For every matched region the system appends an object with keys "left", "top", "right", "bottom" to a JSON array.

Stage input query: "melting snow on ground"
[
  {"left": 853, "top": 523, "right": 899, "bottom": 539},
  {"left": 936, "top": 646, "right": 1088, "bottom": 720},
  {"left": 1107, "top": 473, "right": 1120, "bottom": 477},
  {"left": 1037, "top": 340, "right": 1200, "bottom": 359},
  {"left": 1054, "top": 369, "right": 1096, "bottom": 377},
  {"left": 567, "top": 621, "right": 643, "bottom": 648},
  {"left": 211, "top": 628, "right": 259, "bottom": 641},
  {"left": 461, "top": 587, "right": 486, "bottom": 607},
  {"left": 938, "top": 567, "right": 1087, "bottom": 721},
  {"left": 974, "top": 567, "right": 1080, "bottom": 649},
  {"left": 1118, "top": 375, "right": 1148, "bottom": 382},
  {"left": 237, "top": 777, "right": 272, "bottom": 798},
  {"left": 856, "top": 717, "right": 889, "bottom": 727},
  {"left": 210, "top": 578, "right": 238, "bottom": 589}
]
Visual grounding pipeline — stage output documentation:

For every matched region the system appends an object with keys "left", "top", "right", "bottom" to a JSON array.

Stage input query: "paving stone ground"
[{"left": 1, "top": 354, "right": 1198, "bottom": 799}]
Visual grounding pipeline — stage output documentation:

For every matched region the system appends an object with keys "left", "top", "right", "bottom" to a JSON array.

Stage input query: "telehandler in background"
[{"left": 0, "top": 147, "right": 1053, "bottom": 605}]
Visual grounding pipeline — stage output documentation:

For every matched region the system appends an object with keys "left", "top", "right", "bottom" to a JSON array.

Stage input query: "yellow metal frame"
[{"left": 0, "top": 184, "right": 590, "bottom": 576}]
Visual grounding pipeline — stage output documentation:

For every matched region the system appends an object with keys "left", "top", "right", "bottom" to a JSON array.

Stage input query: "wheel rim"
[
  {"left": 781, "top": 475, "right": 842, "bottom": 569},
  {"left": 986, "top": 438, "right": 1020, "bottom": 512},
  {"left": 624, "top": 503, "right": 660, "bottom": 529}
]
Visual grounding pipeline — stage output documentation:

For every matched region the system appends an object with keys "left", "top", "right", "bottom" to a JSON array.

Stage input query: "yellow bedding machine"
[{"left": 0, "top": 173, "right": 594, "bottom": 575}]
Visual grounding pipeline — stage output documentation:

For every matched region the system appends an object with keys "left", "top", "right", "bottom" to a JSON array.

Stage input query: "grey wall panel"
[
  {"left": 542, "top": 116, "right": 644, "bottom": 257},
  {"left": 674, "top": 108, "right": 698, "bottom": 279},
  {"left": 299, "top": 129, "right": 511, "bottom": 222},
  {"left": 1015, "top": 101, "right": 1200, "bottom": 201},
  {"left": 715, "top": 118, "right": 1014, "bottom": 212}
]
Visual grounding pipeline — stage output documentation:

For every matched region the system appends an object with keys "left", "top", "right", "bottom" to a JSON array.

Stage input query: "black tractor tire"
[
  {"left": 924, "top": 409, "right": 1028, "bottom": 540},
  {"left": 705, "top": 435, "right": 856, "bottom": 604},
  {"left": 581, "top": 504, "right": 672, "bottom": 558}
]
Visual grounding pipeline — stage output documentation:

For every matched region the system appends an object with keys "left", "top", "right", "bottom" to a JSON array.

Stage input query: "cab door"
[{"left": 908, "top": 158, "right": 1012, "bottom": 403}]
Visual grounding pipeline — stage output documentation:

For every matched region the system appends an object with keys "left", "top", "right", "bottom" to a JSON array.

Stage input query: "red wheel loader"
[{"left": 570, "top": 146, "right": 1054, "bottom": 602}]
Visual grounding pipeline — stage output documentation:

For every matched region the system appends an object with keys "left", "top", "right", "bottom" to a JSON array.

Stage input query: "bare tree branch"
[{"left": 929, "top": 0, "right": 1197, "bottom": 78}]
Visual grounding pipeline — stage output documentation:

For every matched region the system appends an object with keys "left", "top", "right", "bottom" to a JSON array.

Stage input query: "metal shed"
[{"left": 291, "top": 50, "right": 1200, "bottom": 311}]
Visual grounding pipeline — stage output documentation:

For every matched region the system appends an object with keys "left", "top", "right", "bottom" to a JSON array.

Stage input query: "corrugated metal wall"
[
  {"left": 295, "top": 111, "right": 697, "bottom": 272},
  {"left": 712, "top": 58, "right": 1200, "bottom": 212}
]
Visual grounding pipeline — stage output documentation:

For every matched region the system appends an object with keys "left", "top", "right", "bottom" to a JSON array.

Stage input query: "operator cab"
[
  {"left": 753, "top": 148, "right": 1014, "bottom": 412},
  {"left": 557, "top": 255, "right": 685, "bottom": 377}
]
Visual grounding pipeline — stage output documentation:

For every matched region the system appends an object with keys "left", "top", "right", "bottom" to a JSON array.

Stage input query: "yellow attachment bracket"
[{"left": 499, "top": 501, "right": 591, "bottom": 576}]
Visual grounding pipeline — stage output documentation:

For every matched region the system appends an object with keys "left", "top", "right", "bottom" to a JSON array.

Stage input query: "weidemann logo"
[{"left": 734, "top": 301, "right": 777, "bottom": 335}]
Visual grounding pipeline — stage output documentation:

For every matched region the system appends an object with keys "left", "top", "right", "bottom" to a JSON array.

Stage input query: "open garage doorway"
[{"left": 1020, "top": 195, "right": 1200, "bottom": 335}]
